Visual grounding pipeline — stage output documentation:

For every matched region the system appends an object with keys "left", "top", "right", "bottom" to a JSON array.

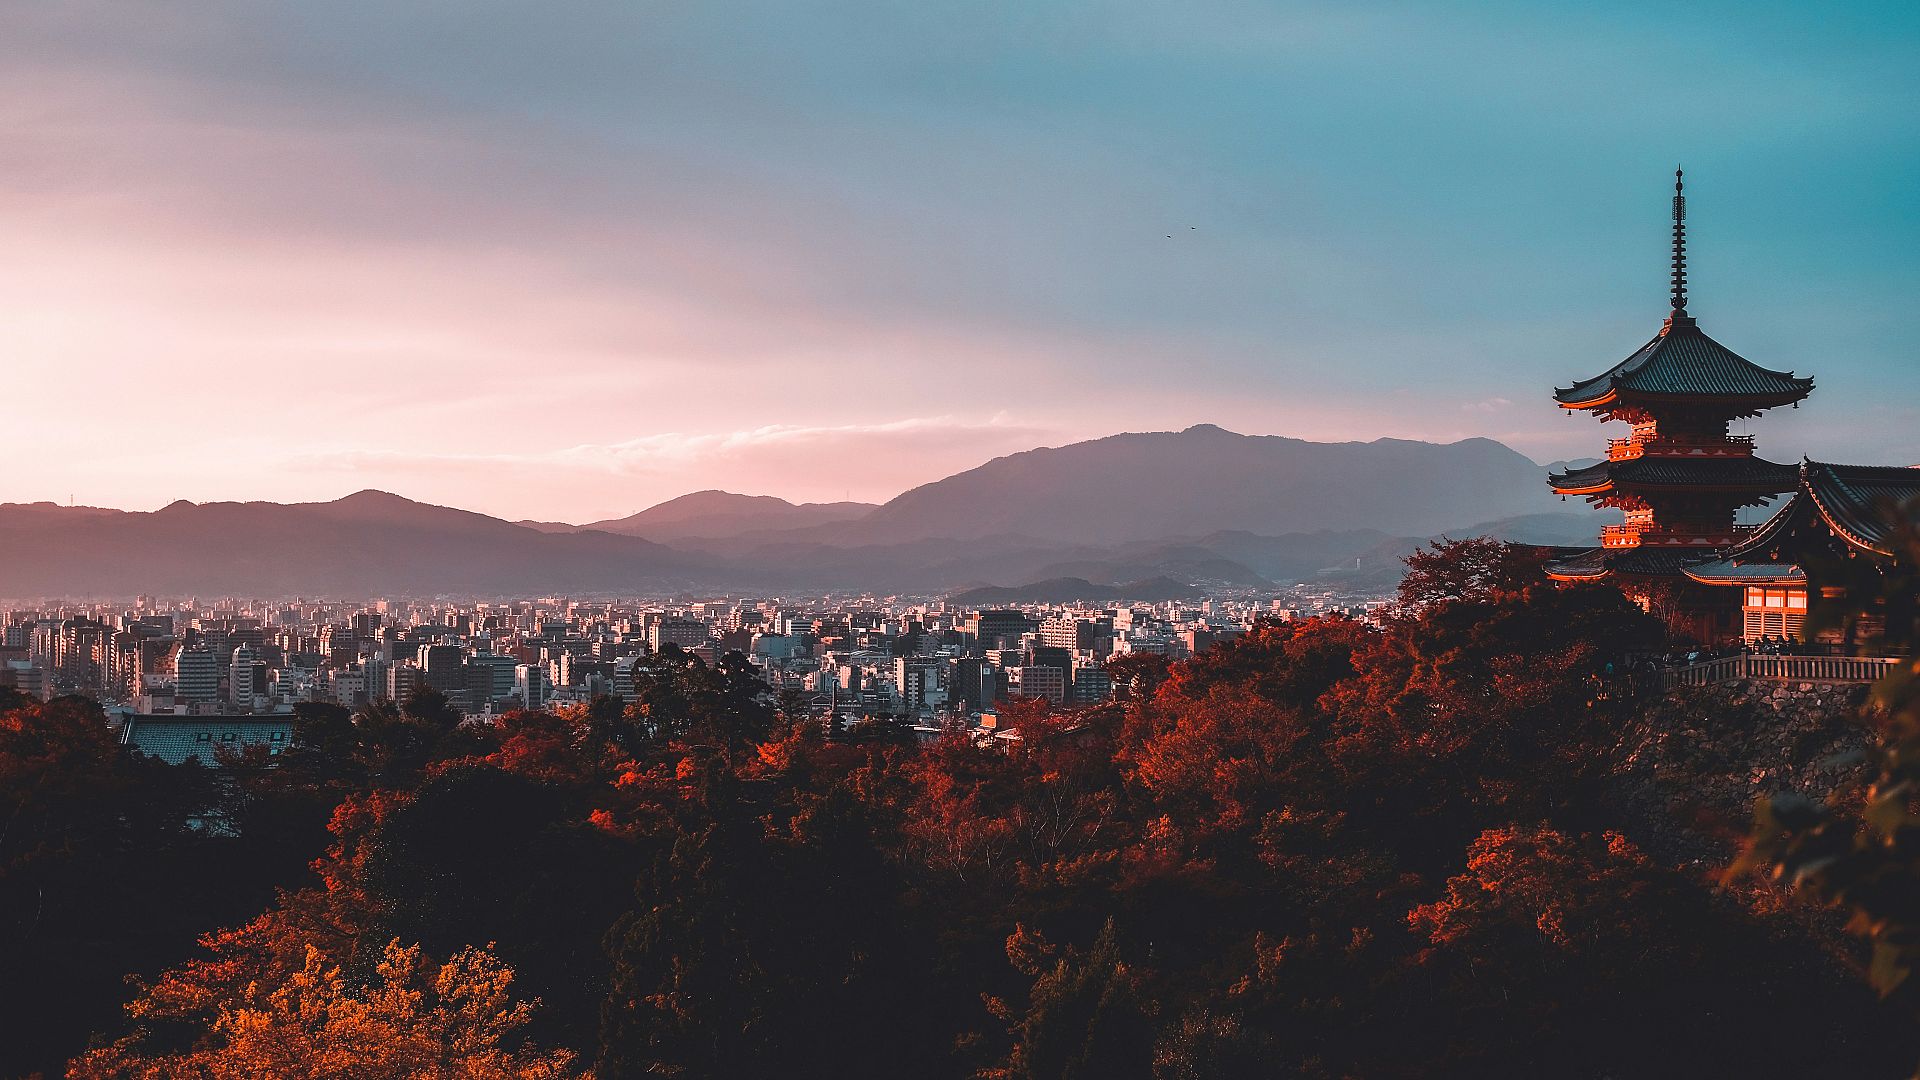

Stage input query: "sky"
[{"left": 3, "top": 1, "right": 1917, "bottom": 523}]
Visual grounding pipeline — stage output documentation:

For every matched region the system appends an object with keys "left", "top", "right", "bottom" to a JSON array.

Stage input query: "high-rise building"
[
  {"left": 650, "top": 619, "right": 710, "bottom": 652},
  {"left": 968, "top": 610, "right": 1031, "bottom": 651},
  {"left": 1007, "top": 665, "right": 1065, "bottom": 705},
  {"left": 468, "top": 653, "right": 517, "bottom": 706},
  {"left": 1, "top": 659, "right": 49, "bottom": 701},
  {"left": 177, "top": 645, "right": 219, "bottom": 704},
  {"left": 515, "top": 664, "right": 550, "bottom": 710},
  {"left": 229, "top": 644, "right": 267, "bottom": 707},
  {"left": 1071, "top": 662, "right": 1112, "bottom": 706},
  {"left": 417, "top": 643, "right": 465, "bottom": 693},
  {"left": 893, "top": 657, "right": 941, "bottom": 715},
  {"left": 388, "top": 663, "right": 423, "bottom": 703}
]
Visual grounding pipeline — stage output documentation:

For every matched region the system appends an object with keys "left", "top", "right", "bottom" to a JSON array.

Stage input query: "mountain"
[
  {"left": 0, "top": 491, "right": 719, "bottom": 599},
  {"left": 818, "top": 426, "right": 1565, "bottom": 545},
  {"left": 948, "top": 576, "right": 1200, "bottom": 605},
  {"left": 512, "top": 519, "right": 585, "bottom": 535},
  {"left": 1541, "top": 457, "right": 1603, "bottom": 475},
  {"left": 0, "top": 430, "right": 1606, "bottom": 599},
  {"left": 1448, "top": 511, "right": 1611, "bottom": 546},
  {"left": 577, "top": 490, "right": 876, "bottom": 541},
  {"left": 1182, "top": 529, "right": 1398, "bottom": 584}
]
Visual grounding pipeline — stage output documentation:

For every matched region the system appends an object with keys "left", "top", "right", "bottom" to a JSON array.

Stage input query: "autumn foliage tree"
[
  {"left": 71, "top": 939, "right": 578, "bottom": 1079},
  {"left": 15, "top": 537, "right": 1920, "bottom": 1077}
]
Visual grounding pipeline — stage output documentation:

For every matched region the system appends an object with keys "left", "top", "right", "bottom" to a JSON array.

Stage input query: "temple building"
[
  {"left": 1683, "top": 461, "right": 1920, "bottom": 645},
  {"left": 1546, "top": 171, "right": 1916, "bottom": 645}
]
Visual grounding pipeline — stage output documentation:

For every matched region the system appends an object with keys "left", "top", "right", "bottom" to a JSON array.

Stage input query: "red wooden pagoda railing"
[
  {"left": 1600, "top": 522, "right": 1755, "bottom": 549},
  {"left": 1606, "top": 433, "right": 1756, "bottom": 461}
]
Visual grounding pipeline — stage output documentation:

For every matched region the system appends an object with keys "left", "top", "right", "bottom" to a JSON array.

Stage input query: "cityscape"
[{"left": 3, "top": 586, "right": 1384, "bottom": 747}]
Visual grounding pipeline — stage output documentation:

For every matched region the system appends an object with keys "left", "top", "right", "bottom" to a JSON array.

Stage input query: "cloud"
[{"left": 1461, "top": 397, "right": 1513, "bottom": 413}]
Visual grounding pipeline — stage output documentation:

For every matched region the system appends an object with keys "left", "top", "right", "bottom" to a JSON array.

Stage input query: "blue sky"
[{"left": 2, "top": 1, "right": 1914, "bottom": 519}]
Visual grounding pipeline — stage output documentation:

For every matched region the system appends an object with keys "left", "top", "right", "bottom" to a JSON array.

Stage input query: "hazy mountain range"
[
  {"left": 518, "top": 490, "right": 877, "bottom": 541},
  {"left": 0, "top": 426, "right": 1614, "bottom": 599}
]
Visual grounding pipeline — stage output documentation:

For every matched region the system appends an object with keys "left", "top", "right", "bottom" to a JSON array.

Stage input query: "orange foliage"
[
  {"left": 72, "top": 939, "right": 579, "bottom": 1079},
  {"left": 1408, "top": 825, "right": 1653, "bottom": 952}
]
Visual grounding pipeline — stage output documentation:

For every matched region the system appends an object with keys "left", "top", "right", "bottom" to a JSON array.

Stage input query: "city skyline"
[{"left": 5, "top": 2, "right": 1918, "bottom": 522}]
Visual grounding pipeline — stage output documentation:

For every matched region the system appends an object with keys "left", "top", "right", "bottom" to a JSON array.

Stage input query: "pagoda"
[{"left": 1545, "top": 170, "right": 1814, "bottom": 639}]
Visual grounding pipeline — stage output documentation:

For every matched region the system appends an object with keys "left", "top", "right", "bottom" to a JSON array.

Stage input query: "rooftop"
[
  {"left": 1543, "top": 546, "right": 1713, "bottom": 581},
  {"left": 1728, "top": 461, "right": 1920, "bottom": 561},
  {"left": 1549, "top": 455, "right": 1800, "bottom": 496},
  {"left": 1554, "top": 317, "right": 1814, "bottom": 409},
  {"left": 121, "top": 716, "right": 293, "bottom": 766}
]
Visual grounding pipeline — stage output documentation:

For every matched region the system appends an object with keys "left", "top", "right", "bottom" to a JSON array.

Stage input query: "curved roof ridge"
[
  {"left": 1802, "top": 460, "right": 1920, "bottom": 558},
  {"left": 1554, "top": 318, "right": 1814, "bottom": 407}
]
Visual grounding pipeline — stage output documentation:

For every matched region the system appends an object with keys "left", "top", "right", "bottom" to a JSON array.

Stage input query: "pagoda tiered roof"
[
  {"left": 1552, "top": 461, "right": 1920, "bottom": 585},
  {"left": 1542, "top": 546, "right": 1710, "bottom": 581},
  {"left": 1553, "top": 316, "right": 1814, "bottom": 410},
  {"left": 1548, "top": 455, "right": 1799, "bottom": 497}
]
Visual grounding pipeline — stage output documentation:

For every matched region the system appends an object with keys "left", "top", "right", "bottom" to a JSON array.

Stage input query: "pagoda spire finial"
[{"left": 1669, "top": 167, "right": 1688, "bottom": 315}]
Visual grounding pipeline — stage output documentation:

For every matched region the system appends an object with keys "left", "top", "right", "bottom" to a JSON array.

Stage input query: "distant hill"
[
  {"left": 1541, "top": 457, "right": 1604, "bottom": 475},
  {"left": 0, "top": 491, "right": 718, "bottom": 599},
  {"left": 1449, "top": 511, "right": 1611, "bottom": 547},
  {"left": 512, "top": 519, "right": 586, "bottom": 534},
  {"left": 0, "top": 430, "right": 1615, "bottom": 599},
  {"left": 1181, "top": 529, "right": 1398, "bottom": 584},
  {"left": 828, "top": 426, "right": 1566, "bottom": 545},
  {"left": 577, "top": 490, "right": 876, "bottom": 541},
  {"left": 948, "top": 576, "right": 1200, "bottom": 605}
]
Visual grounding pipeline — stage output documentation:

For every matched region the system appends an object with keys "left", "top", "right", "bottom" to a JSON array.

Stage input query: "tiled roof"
[
  {"left": 1805, "top": 461, "right": 1920, "bottom": 557},
  {"left": 1682, "top": 560, "right": 1806, "bottom": 585},
  {"left": 121, "top": 717, "right": 293, "bottom": 766},
  {"left": 1707, "top": 461, "right": 1920, "bottom": 564},
  {"left": 1544, "top": 546, "right": 1708, "bottom": 580},
  {"left": 1555, "top": 318, "right": 1814, "bottom": 406},
  {"left": 1548, "top": 455, "right": 1800, "bottom": 494}
]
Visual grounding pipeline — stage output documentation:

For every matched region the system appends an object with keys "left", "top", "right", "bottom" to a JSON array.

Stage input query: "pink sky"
[{"left": 4, "top": 4, "right": 1911, "bottom": 523}]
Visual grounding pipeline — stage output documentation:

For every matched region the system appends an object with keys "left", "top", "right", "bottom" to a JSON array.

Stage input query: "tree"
[
  {"left": 992, "top": 919, "right": 1154, "bottom": 1080},
  {"left": 71, "top": 938, "right": 579, "bottom": 1079},
  {"left": 1397, "top": 536, "right": 1552, "bottom": 609},
  {"left": 0, "top": 695, "right": 222, "bottom": 1076}
]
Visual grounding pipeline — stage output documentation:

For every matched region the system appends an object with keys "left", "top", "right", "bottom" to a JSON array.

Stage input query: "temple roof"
[
  {"left": 1553, "top": 317, "right": 1815, "bottom": 408},
  {"left": 1727, "top": 461, "right": 1920, "bottom": 561},
  {"left": 1681, "top": 560, "right": 1806, "bottom": 586},
  {"left": 120, "top": 716, "right": 292, "bottom": 766},
  {"left": 1548, "top": 454, "right": 1800, "bottom": 496},
  {"left": 1543, "top": 546, "right": 1709, "bottom": 581}
]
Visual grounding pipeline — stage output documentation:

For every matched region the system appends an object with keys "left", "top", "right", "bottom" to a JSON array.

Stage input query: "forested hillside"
[{"left": 7, "top": 541, "right": 1919, "bottom": 1078}]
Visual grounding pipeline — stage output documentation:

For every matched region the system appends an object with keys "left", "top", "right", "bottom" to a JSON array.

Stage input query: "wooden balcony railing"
[
  {"left": 1607, "top": 434, "right": 1757, "bottom": 461},
  {"left": 1660, "top": 654, "right": 1903, "bottom": 689},
  {"left": 1601, "top": 523, "right": 1751, "bottom": 549}
]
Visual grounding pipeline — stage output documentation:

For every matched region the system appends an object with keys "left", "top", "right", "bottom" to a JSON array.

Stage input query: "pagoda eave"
[
  {"left": 1549, "top": 480, "right": 1797, "bottom": 497},
  {"left": 1555, "top": 388, "right": 1813, "bottom": 417},
  {"left": 1543, "top": 546, "right": 1710, "bottom": 581}
]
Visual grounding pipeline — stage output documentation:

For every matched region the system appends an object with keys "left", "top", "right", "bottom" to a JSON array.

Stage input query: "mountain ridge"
[{"left": 0, "top": 429, "right": 1603, "bottom": 598}]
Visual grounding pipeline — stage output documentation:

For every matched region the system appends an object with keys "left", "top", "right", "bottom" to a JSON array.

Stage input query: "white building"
[
  {"left": 177, "top": 645, "right": 219, "bottom": 704},
  {"left": 515, "top": 664, "right": 550, "bottom": 710}
]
